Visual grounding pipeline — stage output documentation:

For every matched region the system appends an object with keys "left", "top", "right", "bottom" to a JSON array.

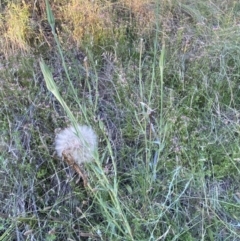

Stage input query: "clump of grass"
[
  {"left": 59, "top": 0, "right": 112, "bottom": 47},
  {"left": 1, "top": 2, "right": 32, "bottom": 55},
  {"left": 120, "top": 0, "right": 155, "bottom": 36}
]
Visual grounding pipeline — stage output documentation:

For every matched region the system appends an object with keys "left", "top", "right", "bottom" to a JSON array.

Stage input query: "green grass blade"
[
  {"left": 45, "top": 0, "right": 55, "bottom": 31},
  {"left": 39, "top": 58, "right": 78, "bottom": 130}
]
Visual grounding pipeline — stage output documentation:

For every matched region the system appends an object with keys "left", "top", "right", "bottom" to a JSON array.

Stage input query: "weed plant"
[{"left": 1, "top": 0, "right": 240, "bottom": 240}]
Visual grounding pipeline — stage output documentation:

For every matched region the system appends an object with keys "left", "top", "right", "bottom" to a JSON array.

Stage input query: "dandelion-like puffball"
[{"left": 55, "top": 125, "right": 97, "bottom": 165}]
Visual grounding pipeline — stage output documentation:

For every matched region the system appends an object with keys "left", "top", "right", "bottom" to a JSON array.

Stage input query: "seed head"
[{"left": 55, "top": 125, "right": 97, "bottom": 165}]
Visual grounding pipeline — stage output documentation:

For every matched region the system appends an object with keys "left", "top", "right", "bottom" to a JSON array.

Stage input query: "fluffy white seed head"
[{"left": 55, "top": 125, "right": 97, "bottom": 165}]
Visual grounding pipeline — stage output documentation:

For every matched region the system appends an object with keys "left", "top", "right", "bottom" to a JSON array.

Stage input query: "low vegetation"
[{"left": 1, "top": 0, "right": 240, "bottom": 240}]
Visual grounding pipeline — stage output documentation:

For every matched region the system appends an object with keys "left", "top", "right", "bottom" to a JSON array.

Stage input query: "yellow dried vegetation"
[
  {"left": 59, "top": 0, "right": 112, "bottom": 47},
  {"left": 1, "top": 2, "right": 33, "bottom": 54},
  {"left": 0, "top": 0, "right": 157, "bottom": 55},
  {"left": 119, "top": 0, "right": 155, "bottom": 35}
]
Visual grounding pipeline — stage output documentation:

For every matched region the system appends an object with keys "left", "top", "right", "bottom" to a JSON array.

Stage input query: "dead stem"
[{"left": 62, "top": 150, "right": 88, "bottom": 187}]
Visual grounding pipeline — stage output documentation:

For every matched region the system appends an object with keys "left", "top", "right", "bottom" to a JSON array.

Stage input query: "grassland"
[{"left": 1, "top": 0, "right": 240, "bottom": 240}]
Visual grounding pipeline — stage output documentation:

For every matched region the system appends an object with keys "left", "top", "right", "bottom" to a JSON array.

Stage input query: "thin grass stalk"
[
  {"left": 138, "top": 38, "right": 152, "bottom": 185},
  {"left": 88, "top": 165, "right": 134, "bottom": 240},
  {"left": 88, "top": 122, "right": 134, "bottom": 240},
  {"left": 85, "top": 49, "right": 99, "bottom": 113},
  {"left": 159, "top": 43, "right": 165, "bottom": 131},
  {"left": 151, "top": 168, "right": 193, "bottom": 240},
  {"left": 45, "top": 0, "right": 88, "bottom": 121},
  {"left": 149, "top": 1, "right": 160, "bottom": 105},
  {"left": 138, "top": 38, "right": 144, "bottom": 101},
  {"left": 147, "top": 1, "right": 166, "bottom": 184},
  {"left": 0, "top": 223, "right": 15, "bottom": 241}
]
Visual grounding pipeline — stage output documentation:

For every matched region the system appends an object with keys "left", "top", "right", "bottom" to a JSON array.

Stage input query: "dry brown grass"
[
  {"left": 119, "top": 0, "right": 156, "bottom": 35},
  {"left": 0, "top": 0, "right": 157, "bottom": 53},
  {"left": 59, "top": 0, "right": 112, "bottom": 47},
  {"left": 1, "top": 2, "right": 33, "bottom": 54}
]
